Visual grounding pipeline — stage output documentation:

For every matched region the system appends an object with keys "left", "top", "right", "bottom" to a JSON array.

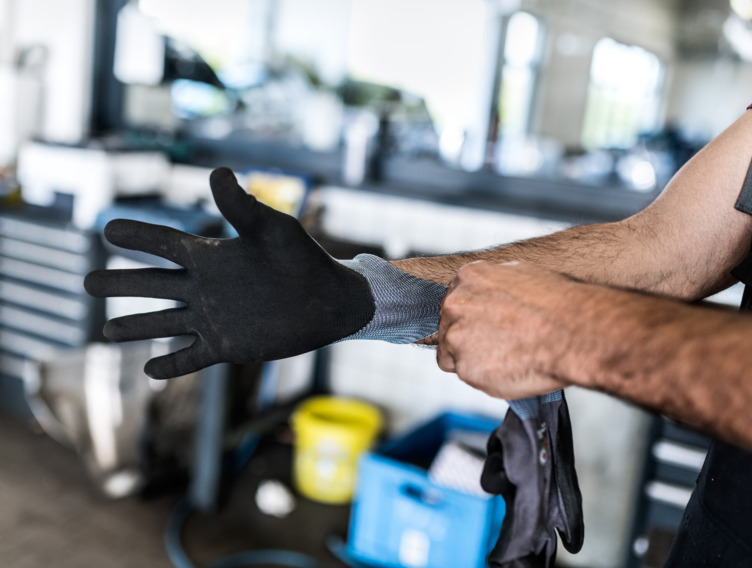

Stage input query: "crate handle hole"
[{"left": 400, "top": 483, "right": 443, "bottom": 507}]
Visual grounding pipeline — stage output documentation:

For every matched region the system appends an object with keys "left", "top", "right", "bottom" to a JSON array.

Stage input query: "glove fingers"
[
  {"left": 104, "top": 219, "right": 193, "bottom": 265},
  {"left": 481, "top": 425, "right": 514, "bottom": 496},
  {"left": 209, "top": 167, "right": 259, "bottom": 236},
  {"left": 481, "top": 452, "right": 513, "bottom": 496},
  {"left": 143, "top": 340, "right": 214, "bottom": 380},
  {"left": 84, "top": 268, "right": 190, "bottom": 301},
  {"left": 103, "top": 307, "right": 192, "bottom": 342},
  {"left": 484, "top": 411, "right": 554, "bottom": 566},
  {"left": 547, "top": 397, "right": 584, "bottom": 553}
]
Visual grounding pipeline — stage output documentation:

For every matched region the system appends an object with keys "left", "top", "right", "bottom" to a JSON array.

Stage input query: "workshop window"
[
  {"left": 346, "top": 0, "right": 488, "bottom": 151},
  {"left": 581, "top": 38, "right": 664, "bottom": 149},
  {"left": 498, "top": 11, "right": 543, "bottom": 139}
]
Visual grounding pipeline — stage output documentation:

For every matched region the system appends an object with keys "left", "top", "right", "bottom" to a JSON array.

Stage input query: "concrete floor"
[
  {"left": 0, "top": 412, "right": 350, "bottom": 568},
  {"left": 0, "top": 412, "right": 176, "bottom": 567}
]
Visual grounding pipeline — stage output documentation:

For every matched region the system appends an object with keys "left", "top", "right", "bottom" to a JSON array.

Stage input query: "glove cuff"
[
  {"left": 338, "top": 254, "right": 447, "bottom": 344},
  {"left": 508, "top": 391, "right": 563, "bottom": 421}
]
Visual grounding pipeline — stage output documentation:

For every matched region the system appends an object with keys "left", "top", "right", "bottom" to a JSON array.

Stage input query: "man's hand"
[
  {"left": 437, "top": 261, "right": 571, "bottom": 398},
  {"left": 84, "top": 167, "right": 375, "bottom": 380}
]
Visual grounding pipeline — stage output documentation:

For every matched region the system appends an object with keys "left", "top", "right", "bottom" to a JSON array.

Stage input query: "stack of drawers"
[{"left": 0, "top": 210, "right": 104, "bottom": 417}]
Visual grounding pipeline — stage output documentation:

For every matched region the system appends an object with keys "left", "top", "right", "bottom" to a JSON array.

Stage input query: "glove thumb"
[
  {"left": 545, "top": 397, "right": 584, "bottom": 554},
  {"left": 209, "top": 167, "right": 259, "bottom": 236}
]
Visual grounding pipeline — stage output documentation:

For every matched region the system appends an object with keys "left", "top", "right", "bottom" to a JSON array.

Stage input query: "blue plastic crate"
[{"left": 346, "top": 412, "right": 506, "bottom": 568}]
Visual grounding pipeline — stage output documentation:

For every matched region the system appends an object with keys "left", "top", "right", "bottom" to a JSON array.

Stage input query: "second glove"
[{"left": 482, "top": 391, "right": 584, "bottom": 567}]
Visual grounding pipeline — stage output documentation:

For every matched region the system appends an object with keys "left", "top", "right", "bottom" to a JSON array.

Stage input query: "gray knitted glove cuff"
[
  {"left": 508, "top": 391, "right": 563, "bottom": 420},
  {"left": 338, "top": 254, "right": 447, "bottom": 344}
]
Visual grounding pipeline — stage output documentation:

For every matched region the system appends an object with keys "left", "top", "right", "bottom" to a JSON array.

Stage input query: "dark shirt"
[{"left": 664, "top": 144, "right": 752, "bottom": 567}]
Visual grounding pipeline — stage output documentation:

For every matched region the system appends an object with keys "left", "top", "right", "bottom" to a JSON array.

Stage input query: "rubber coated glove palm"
[{"left": 84, "top": 167, "right": 375, "bottom": 379}]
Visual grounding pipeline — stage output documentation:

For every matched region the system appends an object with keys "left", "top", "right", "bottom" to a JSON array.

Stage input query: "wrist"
[{"left": 390, "top": 256, "right": 475, "bottom": 287}]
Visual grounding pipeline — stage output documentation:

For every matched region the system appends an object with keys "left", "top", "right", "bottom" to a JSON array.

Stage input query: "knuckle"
[
  {"left": 439, "top": 303, "right": 458, "bottom": 324},
  {"left": 453, "top": 358, "right": 473, "bottom": 382},
  {"left": 453, "top": 360, "right": 482, "bottom": 392},
  {"left": 441, "top": 326, "right": 459, "bottom": 351},
  {"left": 442, "top": 288, "right": 470, "bottom": 314},
  {"left": 440, "top": 293, "right": 459, "bottom": 314},
  {"left": 456, "top": 261, "right": 495, "bottom": 290},
  {"left": 466, "top": 259, "right": 490, "bottom": 275},
  {"left": 436, "top": 350, "right": 454, "bottom": 372},
  {"left": 457, "top": 261, "right": 481, "bottom": 281}
]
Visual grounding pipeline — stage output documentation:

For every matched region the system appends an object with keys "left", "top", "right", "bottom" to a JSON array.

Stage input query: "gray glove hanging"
[{"left": 483, "top": 393, "right": 584, "bottom": 567}]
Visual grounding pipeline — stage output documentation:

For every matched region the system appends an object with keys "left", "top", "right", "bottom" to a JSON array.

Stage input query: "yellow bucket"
[{"left": 291, "top": 396, "right": 382, "bottom": 504}]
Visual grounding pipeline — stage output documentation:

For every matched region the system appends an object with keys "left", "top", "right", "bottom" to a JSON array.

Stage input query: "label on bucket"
[
  {"left": 314, "top": 438, "right": 347, "bottom": 484},
  {"left": 295, "top": 436, "right": 356, "bottom": 503}
]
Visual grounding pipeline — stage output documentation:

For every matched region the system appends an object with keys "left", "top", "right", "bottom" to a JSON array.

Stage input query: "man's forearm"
[
  {"left": 555, "top": 279, "right": 752, "bottom": 450},
  {"left": 393, "top": 221, "right": 662, "bottom": 290},
  {"left": 393, "top": 211, "right": 744, "bottom": 300},
  {"left": 394, "top": 220, "right": 705, "bottom": 348}
]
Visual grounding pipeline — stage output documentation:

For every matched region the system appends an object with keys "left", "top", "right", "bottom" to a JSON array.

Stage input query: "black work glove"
[
  {"left": 84, "top": 167, "right": 375, "bottom": 379},
  {"left": 482, "top": 392, "right": 584, "bottom": 567}
]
